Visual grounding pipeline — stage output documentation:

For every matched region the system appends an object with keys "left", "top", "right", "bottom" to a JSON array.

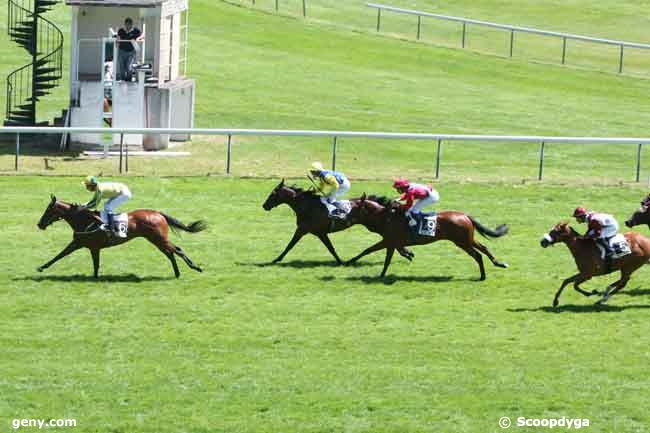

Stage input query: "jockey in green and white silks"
[
  {"left": 83, "top": 175, "right": 131, "bottom": 231},
  {"left": 309, "top": 162, "right": 351, "bottom": 218}
]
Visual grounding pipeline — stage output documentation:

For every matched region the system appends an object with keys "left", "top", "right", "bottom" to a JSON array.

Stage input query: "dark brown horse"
[
  {"left": 625, "top": 194, "right": 650, "bottom": 229},
  {"left": 540, "top": 222, "right": 650, "bottom": 306},
  {"left": 262, "top": 180, "right": 414, "bottom": 264},
  {"left": 345, "top": 195, "right": 509, "bottom": 279},
  {"left": 37, "top": 195, "right": 206, "bottom": 278}
]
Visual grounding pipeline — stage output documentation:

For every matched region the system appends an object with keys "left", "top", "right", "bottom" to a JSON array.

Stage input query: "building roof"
[{"left": 66, "top": 0, "right": 165, "bottom": 6}]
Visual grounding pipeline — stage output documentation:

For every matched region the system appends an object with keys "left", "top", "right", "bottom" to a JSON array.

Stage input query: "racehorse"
[
  {"left": 37, "top": 195, "right": 206, "bottom": 278},
  {"left": 345, "top": 194, "right": 509, "bottom": 279},
  {"left": 540, "top": 222, "right": 650, "bottom": 306},
  {"left": 262, "top": 180, "right": 415, "bottom": 264},
  {"left": 625, "top": 194, "right": 650, "bottom": 229}
]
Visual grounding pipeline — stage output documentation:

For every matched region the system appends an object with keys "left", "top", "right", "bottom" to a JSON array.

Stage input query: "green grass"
[{"left": 2, "top": 176, "right": 650, "bottom": 433}]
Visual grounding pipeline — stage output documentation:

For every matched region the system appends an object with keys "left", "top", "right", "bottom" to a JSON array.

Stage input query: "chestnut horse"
[
  {"left": 345, "top": 195, "right": 509, "bottom": 279},
  {"left": 37, "top": 195, "right": 206, "bottom": 278},
  {"left": 262, "top": 180, "right": 414, "bottom": 264},
  {"left": 625, "top": 194, "right": 650, "bottom": 229},
  {"left": 540, "top": 222, "right": 650, "bottom": 306}
]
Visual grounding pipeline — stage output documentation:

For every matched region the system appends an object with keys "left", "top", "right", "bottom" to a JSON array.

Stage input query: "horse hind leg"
[
  {"left": 457, "top": 243, "right": 486, "bottom": 281},
  {"left": 472, "top": 241, "right": 508, "bottom": 268},
  {"left": 173, "top": 245, "right": 203, "bottom": 273},
  {"left": 147, "top": 237, "right": 181, "bottom": 278}
]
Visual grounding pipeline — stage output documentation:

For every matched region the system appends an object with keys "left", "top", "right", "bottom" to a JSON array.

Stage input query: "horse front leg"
[
  {"left": 397, "top": 247, "right": 415, "bottom": 261},
  {"left": 345, "top": 239, "right": 387, "bottom": 265},
  {"left": 37, "top": 241, "right": 81, "bottom": 273},
  {"left": 553, "top": 273, "right": 582, "bottom": 307},
  {"left": 317, "top": 233, "right": 343, "bottom": 264},
  {"left": 90, "top": 248, "right": 101, "bottom": 278},
  {"left": 272, "top": 229, "right": 306, "bottom": 263},
  {"left": 380, "top": 247, "right": 395, "bottom": 278}
]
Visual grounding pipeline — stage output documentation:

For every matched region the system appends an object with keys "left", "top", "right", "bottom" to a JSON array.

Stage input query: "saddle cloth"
[
  {"left": 110, "top": 213, "right": 129, "bottom": 238},
  {"left": 595, "top": 234, "right": 631, "bottom": 260},
  {"left": 413, "top": 212, "right": 437, "bottom": 237},
  {"left": 321, "top": 198, "right": 352, "bottom": 217}
]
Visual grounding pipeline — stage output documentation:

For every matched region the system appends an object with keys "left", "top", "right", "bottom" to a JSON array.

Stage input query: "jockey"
[
  {"left": 393, "top": 178, "right": 439, "bottom": 226},
  {"left": 573, "top": 207, "right": 619, "bottom": 259},
  {"left": 82, "top": 175, "right": 132, "bottom": 234},
  {"left": 309, "top": 162, "right": 351, "bottom": 218}
]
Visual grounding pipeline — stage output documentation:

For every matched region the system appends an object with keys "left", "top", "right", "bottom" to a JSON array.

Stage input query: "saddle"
[
  {"left": 408, "top": 212, "right": 437, "bottom": 238},
  {"left": 595, "top": 234, "right": 631, "bottom": 260}
]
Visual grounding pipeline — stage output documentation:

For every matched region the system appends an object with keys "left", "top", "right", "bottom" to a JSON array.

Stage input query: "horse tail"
[
  {"left": 161, "top": 213, "right": 207, "bottom": 235},
  {"left": 468, "top": 215, "right": 509, "bottom": 239}
]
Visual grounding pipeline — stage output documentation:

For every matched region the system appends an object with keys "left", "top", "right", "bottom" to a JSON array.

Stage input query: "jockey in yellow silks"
[
  {"left": 308, "top": 162, "right": 351, "bottom": 219},
  {"left": 82, "top": 175, "right": 132, "bottom": 233}
]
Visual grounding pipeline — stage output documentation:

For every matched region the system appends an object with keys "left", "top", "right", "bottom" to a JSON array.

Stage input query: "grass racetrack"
[
  {"left": 2, "top": 176, "right": 650, "bottom": 432},
  {"left": 3, "top": 0, "right": 650, "bottom": 431}
]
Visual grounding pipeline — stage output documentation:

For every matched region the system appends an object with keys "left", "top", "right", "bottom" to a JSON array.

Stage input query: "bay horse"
[
  {"left": 37, "top": 195, "right": 206, "bottom": 278},
  {"left": 262, "top": 180, "right": 414, "bottom": 264},
  {"left": 345, "top": 195, "right": 509, "bottom": 279},
  {"left": 625, "top": 194, "right": 650, "bottom": 229},
  {"left": 540, "top": 222, "right": 650, "bottom": 306}
]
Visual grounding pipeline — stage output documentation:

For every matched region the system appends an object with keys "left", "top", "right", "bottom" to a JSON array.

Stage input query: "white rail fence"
[
  {"left": 2, "top": 126, "right": 650, "bottom": 181},
  {"left": 367, "top": 3, "right": 650, "bottom": 74}
]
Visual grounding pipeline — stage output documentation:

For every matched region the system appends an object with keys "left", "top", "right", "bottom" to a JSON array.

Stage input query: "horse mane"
[
  {"left": 288, "top": 184, "right": 321, "bottom": 200},
  {"left": 366, "top": 195, "right": 403, "bottom": 214}
]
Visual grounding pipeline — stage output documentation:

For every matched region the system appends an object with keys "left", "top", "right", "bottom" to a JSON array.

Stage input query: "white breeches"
[
  {"left": 325, "top": 178, "right": 351, "bottom": 202},
  {"left": 410, "top": 190, "right": 440, "bottom": 215},
  {"left": 101, "top": 189, "right": 131, "bottom": 221}
]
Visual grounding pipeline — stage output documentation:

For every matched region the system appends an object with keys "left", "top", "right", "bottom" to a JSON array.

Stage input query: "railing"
[
  {"left": 367, "top": 3, "right": 650, "bottom": 74},
  {"left": 2, "top": 126, "right": 650, "bottom": 182}
]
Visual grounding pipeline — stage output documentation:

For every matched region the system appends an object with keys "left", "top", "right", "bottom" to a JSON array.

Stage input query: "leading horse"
[
  {"left": 345, "top": 195, "right": 509, "bottom": 279},
  {"left": 540, "top": 222, "right": 650, "bottom": 306},
  {"left": 37, "top": 195, "right": 206, "bottom": 278},
  {"left": 262, "top": 180, "right": 414, "bottom": 264}
]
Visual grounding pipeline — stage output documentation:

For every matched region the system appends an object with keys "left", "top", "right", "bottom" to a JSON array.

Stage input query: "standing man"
[{"left": 117, "top": 17, "right": 143, "bottom": 81}]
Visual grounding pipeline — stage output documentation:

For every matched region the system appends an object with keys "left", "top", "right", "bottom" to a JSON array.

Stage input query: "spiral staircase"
[{"left": 4, "top": 0, "right": 63, "bottom": 127}]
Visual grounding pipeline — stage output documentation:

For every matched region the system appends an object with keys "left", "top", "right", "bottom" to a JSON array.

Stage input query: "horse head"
[
  {"left": 348, "top": 194, "right": 386, "bottom": 225},
  {"left": 540, "top": 221, "right": 574, "bottom": 248},
  {"left": 38, "top": 195, "right": 65, "bottom": 230},
  {"left": 625, "top": 195, "right": 650, "bottom": 228},
  {"left": 263, "top": 178, "right": 292, "bottom": 211}
]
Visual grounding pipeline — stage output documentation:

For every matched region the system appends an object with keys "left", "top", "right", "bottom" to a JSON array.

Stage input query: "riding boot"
[
  {"left": 106, "top": 213, "right": 115, "bottom": 236},
  {"left": 600, "top": 239, "right": 613, "bottom": 272}
]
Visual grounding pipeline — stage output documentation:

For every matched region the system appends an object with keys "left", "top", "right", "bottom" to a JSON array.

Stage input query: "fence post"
[
  {"left": 275, "top": 0, "right": 278, "bottom": 11},
  {"left": 435, "top": 139, "right": 442, "bottom": 179},
  {"left": 619, "top": 45, "right": 624, "bottom": 74},
  {"left": 331, "top": 136, "right": 338, "bottom": 171},
  {"left": 538, "top": 141, "right": 545, "bottom": 181},
  {"left": 302, "top": 0, "right": 306, "bottom": 17},
  {"left": 226, "top": 134, "right": 232, "bottom": 175},
  {"left": 417, "top": 15, "right": 421, "bottom": 40},
  {"left": 125, "top": 137, "right": 129, "bottom": 173},
  {"left": 461, "top": 22, "right": 466, "bottom": 48},
  {"left": 376, "top": 8, "right": 381, "bottom": 32},
  {"left": 15, "top": 132, "right": 20, "bottom": 171},
  {"left": 561, "top": 37, "right": 567, "bottom": 64},
  {"left": 636, "top": 143, "right": 642, "bottom": 182},
  {"left": 119, "top": 133, "right": 124, "bottom": 174},
  {"left": 509, "top": 30, "right": 514, "bottom": 57}
]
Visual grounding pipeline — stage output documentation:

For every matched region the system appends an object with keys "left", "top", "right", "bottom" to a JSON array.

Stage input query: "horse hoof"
[
  {"left": 36, "top": 267, "right": 44, "bottom": 273},
  {"left": 498, "top": 262, "right": 509, "bottom": 269},
  {"left": 596, "top": 298, "right": 608, "bottom": 305},
  {"left": 553, "top": 299, "right": 559, "bottom": 308}
]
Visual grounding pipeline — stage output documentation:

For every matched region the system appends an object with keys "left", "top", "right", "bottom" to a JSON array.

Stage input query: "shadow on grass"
[
  {"left": 339, "top": 274, "right": 455, "bottom": 285},
  {"left": 236, "top": 260, "right": 379, "bottom": 268},
  {"left": 507, "top": 303, "right": 650, "bottom": 314},
  {"left": 14, "top": 273, "right": 171, "bottom": 283},
  {"left": 618, "top": 288, "right": 650, "bottom": 297}
]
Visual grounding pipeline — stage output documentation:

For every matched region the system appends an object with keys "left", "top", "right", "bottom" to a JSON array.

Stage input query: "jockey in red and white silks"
[
  {"left": 573, "top": 207, "right": 619, "bottom": 257},
  {"left": 393, "top": 178, "right": 439, "bottom": 226}
]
